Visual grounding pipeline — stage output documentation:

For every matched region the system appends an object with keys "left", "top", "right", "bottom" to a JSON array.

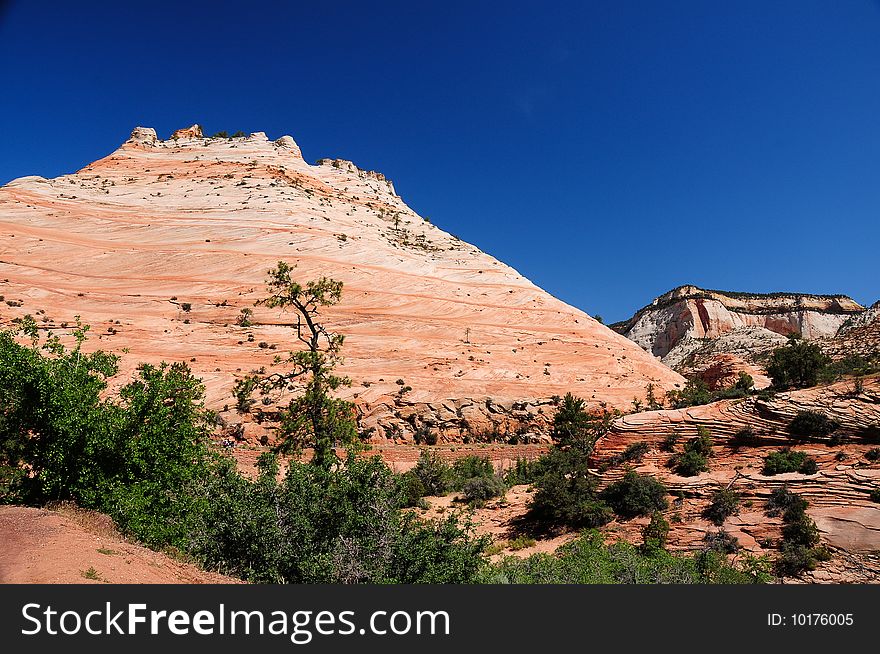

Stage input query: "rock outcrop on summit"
[{"left": 0, "top": 125, "right": 683, "bottom": 443}]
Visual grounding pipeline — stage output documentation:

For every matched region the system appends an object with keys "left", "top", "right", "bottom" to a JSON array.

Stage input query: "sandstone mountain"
[
  {"left": 0, "top": 125, "right": 683, "bottom": 443},
  {"left": 612, "top": 285, "right": 866, "bottom": 388}
]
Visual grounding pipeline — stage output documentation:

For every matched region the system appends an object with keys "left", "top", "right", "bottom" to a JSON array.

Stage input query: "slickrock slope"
[
  {"left": 597, "top": 376, "right": 880, "bottom": 570},
  {"left": 612, "top": 285, "right": 865, "bottom": 388},
  {"left": 0, "top": 125, "right": 683, "bottom": 443}
]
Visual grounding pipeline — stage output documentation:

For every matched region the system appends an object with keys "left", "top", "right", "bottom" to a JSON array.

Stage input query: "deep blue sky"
[{"left": 2, "top": 1, "right": 879, "bottom": 321}]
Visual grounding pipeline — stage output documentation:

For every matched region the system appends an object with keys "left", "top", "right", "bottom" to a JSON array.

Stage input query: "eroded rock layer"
[
  {"left": 612, "top": 285, "right": 867, "bottom": 388},
  {"left": 597, "top": 377, "right": 880, "bottom": 565}
]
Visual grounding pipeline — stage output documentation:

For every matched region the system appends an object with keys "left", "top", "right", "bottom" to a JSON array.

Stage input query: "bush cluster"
[
  {"left": 485, "top": 530, "right": 769, "bottom": 584},
  {"left": 787, "top": 411, "right": 840, "bottom": 440},
  {"left": 0, "top": 327, "right": 489, "bottom": 583},
  {"left": 703, "top": 488, "right": 740, "bottom": 526},
  {"left": 762, "top": 449, "right": 818, "bottom": 475},
  {"left": 668, "top": 427, "right": 713, "bottom": 477},
  {"left": 765, "top": 486, "right": 828, "bottom": 577}
]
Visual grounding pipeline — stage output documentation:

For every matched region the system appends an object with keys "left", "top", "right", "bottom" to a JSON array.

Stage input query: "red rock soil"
[{"left": 0, "top": 505, "right": 238, "bottom": 584}]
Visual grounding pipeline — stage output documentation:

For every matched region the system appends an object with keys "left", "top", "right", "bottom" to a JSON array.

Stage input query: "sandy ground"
[{"left": 0, "top": 505, "right": 238, "bottom": 584}]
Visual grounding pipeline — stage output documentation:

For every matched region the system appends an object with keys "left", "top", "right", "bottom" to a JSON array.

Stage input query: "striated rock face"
[
  {"left": 0, "top": 125, "right": 683, "bottom": 443},
  {"left": 597, "top": 376, "right": 880, "bottom": 572},
  {"left": 613, "top": 285, "right": 866, "bottom": 385},
  {"left": 823, "top": 301, "right": 880, "bottom": 361}
]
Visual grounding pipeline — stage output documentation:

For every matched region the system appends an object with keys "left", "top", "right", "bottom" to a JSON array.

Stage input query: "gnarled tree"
[{"left": 236, "top": 261, "right": 357, "bottom": 467}]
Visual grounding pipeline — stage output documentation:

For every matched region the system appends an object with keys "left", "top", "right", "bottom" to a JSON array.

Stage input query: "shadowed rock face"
[{"left": 0, "top": 126, "right": 683, "bottom": 443}]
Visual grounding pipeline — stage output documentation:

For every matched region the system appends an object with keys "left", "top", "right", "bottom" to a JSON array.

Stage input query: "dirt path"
[{"left": 0, "top": 505, "right": 238, "bottom": 584}]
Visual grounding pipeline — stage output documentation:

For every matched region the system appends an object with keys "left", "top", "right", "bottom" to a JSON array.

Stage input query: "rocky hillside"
[
  {"left": 595, "top": 376, "right": 880, "bottom": 580},
  {"left": 0, "top": 125, "right": 683, "bottom": 444},
  {"left": 612, "top": 285, "right": 866, "bottom": 388},
  {"left": 823, "top": 301, "right": 880, "bottom": 361}
]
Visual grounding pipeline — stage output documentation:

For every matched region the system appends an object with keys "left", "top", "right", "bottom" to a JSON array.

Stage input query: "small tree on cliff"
[
  {"left": 235, "top": 261, "right": 357, "bottom": 468},
  {"left": 550, "top": 393, "right": 610, "bottom": 456}
]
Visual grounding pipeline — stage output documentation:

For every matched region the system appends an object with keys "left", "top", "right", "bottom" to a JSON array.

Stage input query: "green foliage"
[
  {"left": 660, "top": 432, "right": 680, "bottom": 452},
  {"left": 787, "top": 411, "right": 840, "bottom": 440},
  {"left": 399, "top": 471, "right": 428, "bottom": 508},
  {"left": 190, "top": 454, "right": 490, "bottom": 583},
  {"left": 411, "top": 450, "right": 452, "bottom": 496},
  {"left": 869, "top": 488, "right": 880, "bottom": 503},
  {"left": 600, "top": 441, "right": 650, "bottom": 471},
  {"left": 669, "top": 450, "right": 708, "bottom": 477},
  {"left": 665, "top": 378, "right": 712, "bottom": 409},
  {"left": 766, "top": 334, "right": 829, "bottom": 389},
  {"left": 703, "top": 529, "right": 739, "bottom": 554},
  {"left": 236, "top": 308, "right": 253, "bottom": 327},
  {"left": 600, "top": 470, "right": 668, "bottom": 519},
  {"left": 667, "top": 427, "right": 713, "bottom": 477},
  {"left": 503, "top": 457, "right": 544, "bottom": 486},
  {"left": 460, "top": 475, "right": 506, "bottom": 507},
  {"left": 527, "top": 448, "right": 612, "bottom": 530},
  {"left": 703, "top": 488, "right": 740, "bottom": 526},
  {"left": 762, "top": 449, "right": 818, "bottom": 475},
  {"left": 238, "top": 262, "right": 357, "bottom": 467},
  {"left": 232, "top": 375, "right": 258, "bottom": 413},
  {"left": 644, "top": 383, "right": 663, "bottom": 411},
  {"left": 450, "top": 455, "right": 494, "bottom": 486},
  {"left": 764, "top": 486, "right": 826, "bottom": 577},
  {"left": 443, "top": 455, "right": 506, "bottom": 506},
  {"left": 484, "top": 530, "right": 769, "bottom": 584},
  {"left": 734, "top": 371, "right": 754, "bottom": 392},
  {"left": 818, "top": 354, "right": 880, "bottom": 384},
  {"left": 765, "top": 486, "right": 808, "bottom": 519},
  {"left": 866, "top": 448, "right": 880, "bottom": 462},
  {"left": 732, "top": 426, "right": 759, "bottom": 446},
  {"left": 0, "top": 324, "right": 215, "bottom": 548},
  {"left": 640, "top": 511, "right": 670, "bottom": 553},
  {"left": 550, "top": 393, "right": 610, "bottom": 455}
]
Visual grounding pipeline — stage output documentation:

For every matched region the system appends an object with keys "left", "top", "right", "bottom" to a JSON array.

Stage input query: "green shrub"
[
  {"left": 869, "top": 489, "right": 880, "bottom": 503},
  {"left": 411, "top": 450, "right": 452, "bottom": 496},
  {"left": 660, "top": 432, "right": 680, "bottom": 452},
  {"left": 503, "top": 457, "right": 544, "bottom": 486},
  {"left": 484, "top": 530, "right": 769, "bottom": 584},
  {"left": 762, "top": 449, "right": 818, "bottom": 475},
  {"left": 703, "top": 488, "right": 740, "bottom": 526},
  {"left": 527, "top": 448, "right": 612, "bottom": 530},
  {"left": 665, "top": 378, "right": 712, "bottom": 409},
  {"left": 766, "top": 335, "right": 829, "bottom": 389},
  {"left": 667, "top": 431, "right": 712, "bottom": 477},
  {"left": 732, "top": 426, "right": 759, "bottom": 446},
  {"left": 600, "top": 470, "right": 668, "bottom": 519},
  {"left": 788, "top": 411, "right": 840, "bottom": 440},
  {"left": 819, "top": 354, "right": 880, "bottom": 384},
  {"left": 703, "top": 528, "right": 739, "bottom": 554},
  {"left": 865, "top": 448, "right": 880, "bottom": 462},
  {"left": 765, "top": 486, "right": 808, "bottom": 519},
  {"left": 550, "top": 393, "right": 610, "bottom": 454},
  {"left": 450, "top": 455, "right": 495, "bottom": 489},
  {"left": 688, "top": 427, "right": 714, "bottom": 456},
  {"left": 640, "top": 511, "right": 670, "bottom": 552},
  {"left": 399, "top": 471, "right": 427, "bottom": 508},
  {"left": 461, "top": 475, "right": 506, "bottom": 507},
  {"left": 669, "top": 449, "right": 709, "bottom": 477},
  {"left": 622, "top": 441, "right": 650, "bottom": 462}
]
